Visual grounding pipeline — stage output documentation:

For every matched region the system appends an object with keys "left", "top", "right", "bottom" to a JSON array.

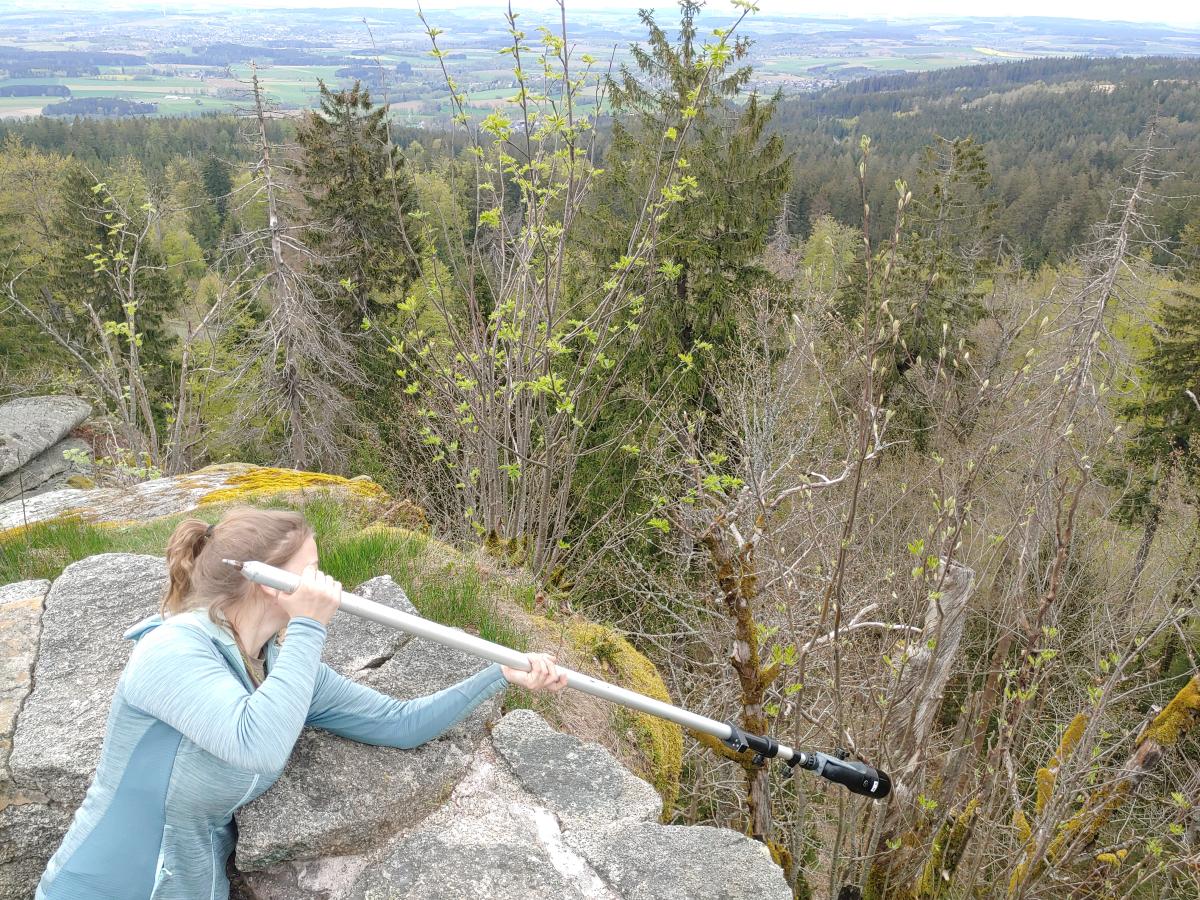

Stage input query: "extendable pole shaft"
[{"left": 225, "top": 559, "right": 890, "bottom": 799}]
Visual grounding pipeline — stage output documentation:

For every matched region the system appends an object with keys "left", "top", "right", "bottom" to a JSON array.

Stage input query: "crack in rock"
[
  {"left": 529, "top": 805, "right": 620, "bottom": 899},
  {"left": 1, "top": 579, "right": 51, "bottom": 803}
]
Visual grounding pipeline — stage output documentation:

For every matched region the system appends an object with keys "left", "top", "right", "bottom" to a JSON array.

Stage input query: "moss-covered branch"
[{"left": 1009, "top": 675, "right": 1200, "bottom": 895}]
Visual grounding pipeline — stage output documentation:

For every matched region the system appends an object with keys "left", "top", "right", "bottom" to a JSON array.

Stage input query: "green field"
[
  {"left": 228, "top": 64, "right": 346, "bottom": 106},
  {"left": 154, "top": 97, "right": 237, "bottom": 115},
  {"left": 765, "top": 57, "right": 851, "bottom": 74},
  {"left": 0, "top": 43, "right": 1025, "bottom": 123},
  {"left": 0, "top": 96, "right": 48, "bottom": 118},
  {"left": 839, "top": 54, "right": 981, "bottom": 72}
]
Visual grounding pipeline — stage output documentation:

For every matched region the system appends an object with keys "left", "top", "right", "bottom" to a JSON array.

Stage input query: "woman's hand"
[
  {"left": 501, "top": 652, "right": 568, "bottom": 693},
  {"left": 277, "top": 564, "right": 341, "bottom": 627}
]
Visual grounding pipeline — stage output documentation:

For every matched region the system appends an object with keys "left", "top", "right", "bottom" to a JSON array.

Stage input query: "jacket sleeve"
[
  {"left": 305, "top": 662, "right": 508, "bottom": 748},
  {"left": 122, "top": 617, "right": 328, "bottom": 773}
]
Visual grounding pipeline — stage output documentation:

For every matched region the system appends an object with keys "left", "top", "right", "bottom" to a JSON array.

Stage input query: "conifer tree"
[
  {"left": 293, "top": 79, "right": 425, "bottom": 478},
  {"left": 295, "top": 80, "right": 419, "bottom": 328},
  {"left": 598, "top": 0, "right": 791, "bottom": 404},
  {"left": 201, "top": 154, "right": 232, "bottom": 225},
  {"left": 1129, "top": 224, "right": 1200, "bottom": 490},
  {"left": 48, "top": 164, "right": 180, "bottom": 384},
  {"left": 863, "top": 135, "right": 997, "bottom": 377}
]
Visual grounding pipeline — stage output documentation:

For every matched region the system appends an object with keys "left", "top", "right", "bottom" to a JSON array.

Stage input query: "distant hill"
[{"left": 775, "top": 56, "right": 1200, "bottom": 264}]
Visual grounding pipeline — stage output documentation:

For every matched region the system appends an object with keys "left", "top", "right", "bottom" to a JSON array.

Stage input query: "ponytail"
[
  {"left": 163, "top": 519, "right": 212, "bottom": 616},
  {"left": 160, "top": 507, "right": 313, "bottom": 636}
]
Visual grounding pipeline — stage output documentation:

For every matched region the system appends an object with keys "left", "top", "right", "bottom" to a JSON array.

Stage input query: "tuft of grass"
[
  {"left": 0, "top": 512, "right": 215, "bottom": 584},
  {"left": 320, "top": 528, "right": 424, "bottom": 588},
  {"left": 512, "top": 583, "right": 537, "bottom": 613},
  {"left": 412, "top": 565, "right": 527, "bottom": 651},
  {"left": 304, "top": 515, "right": 526, "bottom": 648}
]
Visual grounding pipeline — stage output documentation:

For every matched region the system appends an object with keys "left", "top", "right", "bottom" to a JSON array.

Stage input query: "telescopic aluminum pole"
[{"left": 223, "top": 558, "right": 891, "bottom": 799}]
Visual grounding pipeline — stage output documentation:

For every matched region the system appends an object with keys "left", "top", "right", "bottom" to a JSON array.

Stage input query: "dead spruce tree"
[{"left": 213, "top": 63, "right": 365, "bottom": 470}]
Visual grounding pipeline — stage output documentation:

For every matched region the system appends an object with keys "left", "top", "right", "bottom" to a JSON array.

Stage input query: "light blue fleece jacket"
[{"left": 35, "top": 607, "right": 509, "bottom": 900}]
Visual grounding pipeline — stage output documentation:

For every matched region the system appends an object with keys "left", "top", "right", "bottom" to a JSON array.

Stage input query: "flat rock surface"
[
  {"left": 566, "top": 822, "right": 792, "bottom": 900},
  {"left": 0, "top": 464, "right": 239, "bottom": 530},
  {"left": 492, "top": 708, "right": 662, "bottom": 827},
  {"left": 235, "top": 728, "right": 475, "bottom": 872},
  {"left": 235, "top": 855, "right": 368, "bottom": 900},
  {"left": 0, "top": 463, "right": 381, "bottom": 531},
  {"left": 235, "top": 577, "right": 499, "bottom": 872},
  {"left": 361, "top": 635, "right": 501, "bottom": 747},
  {"left": 0, "top": 396, "right": 90, "bottom": 479},
  {"left": 344, "top": 743, "right": 618, "bottom": 900},
  {"left": 8, "top": 554, "right": 165, "bottom": 805},
  {"left": 336, "top": 716, "right": 789, "bottom": 900},
  {"left": 0, "top": 438, "right": 91, "bottom": 503},
  {"left": 0, "top": 800, "right": 71, "bottom": 898},
  {"left": 319, "top": 576, "right": 417, "bottom": 672}
]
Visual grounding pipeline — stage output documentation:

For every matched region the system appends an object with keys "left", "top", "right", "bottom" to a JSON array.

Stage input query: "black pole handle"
[
  {"left": 815, "top": 754, "right": 892, "bottom": 799},
  {"left": 787, "top": 751, "right": 892, "bottom": 799},
  {"left": 722, "top": 722, "right": 891, "bottom": 800}
]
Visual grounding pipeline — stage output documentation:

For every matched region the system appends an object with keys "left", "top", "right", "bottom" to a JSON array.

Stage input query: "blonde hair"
[{"left": 162, "top": 506, "right": 313, "bottom": 647}]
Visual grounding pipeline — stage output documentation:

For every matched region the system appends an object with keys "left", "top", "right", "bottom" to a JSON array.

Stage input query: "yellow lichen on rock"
[{"left": 198, "top": 467, "right": 388, "bottom": 506}]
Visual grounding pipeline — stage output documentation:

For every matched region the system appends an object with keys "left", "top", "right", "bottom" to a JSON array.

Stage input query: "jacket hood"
[
  {"left": 123, "top": 613, "right": 164, "bottom": 642},
  {"left": 123, "top": 608, "right": 240, "bottom": 648}
]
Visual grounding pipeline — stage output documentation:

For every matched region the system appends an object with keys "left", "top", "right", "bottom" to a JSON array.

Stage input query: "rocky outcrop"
[
  {"left": 247, "top": 712, "right": 789, "bottom": 900},
  {"left": 1, "top": 554, "right": 791, "bottom": 900},
  {"left": 9, "top": 554, "right": 166, "bottom": 806},
  {"left": 492, "top": 708, "right": 663, "bottom": 828},
  {"left": 0, "top": 396, "right": 90, "bottom": 479},
  {"left": 0, "top": 580, "right": 48, "bottom": 786},
  {"left": 0, "top": 438, "right": 91, "bottom": 503},
  {"left": 0, "top": 463, "right": 384, "bottom": 531},
  {"left": 0, "top": 396, "right": 91, "bottom": 503}
]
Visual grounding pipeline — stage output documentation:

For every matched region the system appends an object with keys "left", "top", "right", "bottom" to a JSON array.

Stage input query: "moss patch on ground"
[{"left": 198, "top": 467, "right": 387, "bottom": 506}]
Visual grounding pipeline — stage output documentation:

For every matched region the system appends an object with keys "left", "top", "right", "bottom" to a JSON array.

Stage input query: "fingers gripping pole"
[{"left": 224, "top": 559, "right": 891, "bottom": 800}]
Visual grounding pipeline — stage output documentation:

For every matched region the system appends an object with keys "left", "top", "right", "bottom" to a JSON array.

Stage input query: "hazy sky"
[
  {"left": 763, "top": 1, "right": 1198, "bottom": 24},
  {"left": 29, "top": 1, "right": 1200, "bottom": 28},
  {"left": 429, "top": 0, "right": 1190, "bottom": 26}
]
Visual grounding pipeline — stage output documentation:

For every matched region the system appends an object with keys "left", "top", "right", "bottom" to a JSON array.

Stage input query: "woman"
[{"left": 35, "top": 506, "right": 567, "bottom": 899}]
